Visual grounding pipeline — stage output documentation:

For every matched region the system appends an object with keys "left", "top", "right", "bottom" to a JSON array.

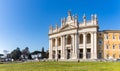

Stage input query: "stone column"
[
  {"left": 75, "top": 33, "right": 78, "bottom": 59},
  {"left": 77, "top": 34, "right": 80, "bottom": 59},
  {"left": 49, "top": 38, "right": 53, "bottom": 59},
  {"left": 64, "top": 35, "right": 67, "bottom": 59},
  {"left": 63, "top": 36, "right": 67, "bottom": 59},
  {"left": 61, "top": 35, "right": 65, "bottom": 59},
  {"left": 83, "top": 33, "right": 86, "bottom": 59},
  {"left": 61, "top": 36, "right": 63, "bottom": 59},
  {"left": 71, "top": 34, "right": 75, "bottom": 59},
  {"left": 72, "top": 34, "right": 78, "bottom": 59},
  {"left": 55, "top": 37, "right": 58, "bottom": 59},
  {"left": 93, "top": 32, "right": 97, "bottom": 59}
]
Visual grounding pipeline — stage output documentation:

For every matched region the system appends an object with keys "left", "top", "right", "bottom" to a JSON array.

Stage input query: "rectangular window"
[
  {"left": 119, "top": 34, "right": 120, "bottom": 40},
  {"left": 113, "top": 45, "right": 115, "bottom": 49},
  {"left": 118, "top": 33, "right": 120, "bottom": 40},
  {"left": 106, "top": 54, "right": 109, "bottom": 59},
  {"left": 106, "top": 45, "right": 109, "bottom": 49},
  {"left": 106, "top": 34, "right": 108, "bottom": 39},
  {"left": 113, "top": 33, "right": 115, "bottom": 39},
  {"left": 113, "top": 54, "right": 115, "bottom": 58}
]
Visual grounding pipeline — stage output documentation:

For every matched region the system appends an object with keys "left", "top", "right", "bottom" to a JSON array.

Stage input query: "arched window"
[
  {"left": 79, "top": 34, "right": 83, "bottom": 44},
  {"left": 58, "top": 37, "right": 61, "bottom": 46},
  {"left": 87, "top": 33, "right": 91, "bottom": 43},
  {"left": 52, "top": 38, "right": 55, "bottom": 47},
  {"left": 67, "top": 35, "right": 72, "bottom": 45}
]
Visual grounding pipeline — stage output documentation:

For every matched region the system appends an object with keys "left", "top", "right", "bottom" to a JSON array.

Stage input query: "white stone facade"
[{"left": 48, "top": 11, "right": 98, "bottom": 60}]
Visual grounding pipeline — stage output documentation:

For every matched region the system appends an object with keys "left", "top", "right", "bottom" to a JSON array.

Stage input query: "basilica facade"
[{"left": 48, "top": 11, "right": 98, "bottom": 60}]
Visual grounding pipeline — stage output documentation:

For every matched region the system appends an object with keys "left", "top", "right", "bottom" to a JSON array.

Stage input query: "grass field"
[{"left": 0, "top": 61, "right": 120, "bottom": 71}]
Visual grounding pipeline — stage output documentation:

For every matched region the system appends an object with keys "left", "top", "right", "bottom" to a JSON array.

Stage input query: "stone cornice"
[
  {"left": 102, "top": 30, "right": 120, "bottom": 33},
  {"left": 49, "top": 25, "right": 98, "bottom": 36}
]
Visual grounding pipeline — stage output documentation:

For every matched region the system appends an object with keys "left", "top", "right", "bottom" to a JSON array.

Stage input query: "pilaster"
[
  {"left": 71, "top": 34, "right": 75, "bottom": 59},
  {"left": 49, "top": 38, "right": 53, "bottom": 59},
  {"left": 61, "top": 35, "right": 65, "bottom": 59},
  {"left": 72, "top": 34, "right": 78, "bottom": 59},
  {"left": 83, "top": 33, "right": 86, "bottom": 59},
  {"left": 93, "top": 32, "right": 97, "bottom": 59},
  {"left": 55, "top": 38, "right": 58, "bottom": 59}
]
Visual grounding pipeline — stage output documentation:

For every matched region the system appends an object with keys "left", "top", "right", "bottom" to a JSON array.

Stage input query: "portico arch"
[
  {"left": 58, "top": 37, "right": 61, "bottom": 46},
  {"left": 86, "top": 33, "right": 91, "bottom": 43},
  {"left": 52, "top": 38, "right": 56, "bottom": 47},
  {"left": 79, "top": 34, "right": 83, "bottom": 44},
  {"left": 67, "top": 35, "right": 72, "bottom": 45}
]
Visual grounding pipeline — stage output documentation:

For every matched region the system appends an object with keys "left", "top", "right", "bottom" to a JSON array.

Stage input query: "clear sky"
[{"left": 0, "top": 0, "right": 120, "bottom": 54}]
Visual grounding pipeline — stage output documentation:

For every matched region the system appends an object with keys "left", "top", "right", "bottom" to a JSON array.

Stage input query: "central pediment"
[{"left": 59, "top": 24, "right": 76, "bottom": 31}]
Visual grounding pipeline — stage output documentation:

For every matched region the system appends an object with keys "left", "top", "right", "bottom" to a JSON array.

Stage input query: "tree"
[
  {"left": 31, "top": 50, "right": 41, "bottom": 59},
  {"left": 46, "top": 50, "right": 49, "bottom": 59},
  {"left": 28, "top": 54, "right": 32, "bottom": 60},
  {"left": 41, "top": 47, "right": 45, "bottom": 59},
  {"left": 31, "top": 51, "right": 41, "bottom": 55},
  {"left": 22, "top": 47, "right": 30, "bottom": 59},
  {"left": 10, "top": 47, "right": 21, "bottom": 60}
]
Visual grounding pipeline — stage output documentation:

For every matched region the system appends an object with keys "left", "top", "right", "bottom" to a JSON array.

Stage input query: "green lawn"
[{"left": 0, "top": 61, "right": 120, "bottom": 71}]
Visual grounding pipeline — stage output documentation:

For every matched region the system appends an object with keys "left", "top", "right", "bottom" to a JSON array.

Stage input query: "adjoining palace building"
[
  {"left": 98, "top": 30, "right": 120, "bottom": 59},
  {"left": 48, "top": 11, "right": 120, "bottom": 60}
]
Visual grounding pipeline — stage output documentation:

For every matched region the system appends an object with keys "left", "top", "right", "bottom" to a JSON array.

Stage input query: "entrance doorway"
[
  {"left": 86, "top": 49, "right": 91, "bottom": 59},
  {"left": 58, "top": 50, "right": 61, "bottom": 59},
  {"left": 67, "top": 49, "right": 71, "bottom": 59},
  {"left": 52, "top": 51, "right": 55, "bottom": 59},
  {"left": 79, "top": 49, "right": 83, "bottom": 59},
  {"left": 98, "top": 52, "right": 102, "bottom": 59}
]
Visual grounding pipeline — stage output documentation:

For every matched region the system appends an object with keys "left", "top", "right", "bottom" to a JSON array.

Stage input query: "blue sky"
[{"left": 0, "top": 0, "right": 120, "bottom": 54}]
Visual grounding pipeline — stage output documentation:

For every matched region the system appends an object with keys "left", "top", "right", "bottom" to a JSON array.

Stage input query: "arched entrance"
[
  {"left": 79, "top": 49, "right": 83, "bottom": 59},
  {"left": 67, "top": 49, "right": 71, "bottom": 59},
  {"left": 86, "top": 33, "right": 91, "bottom": 44},
  {"left": 58, "top": 50, "right": 61, "bottom": 59},
  {"left": 86, "top": 49, "right": 91, "bottom": 59},
  {"left": 52, "top": 51, "right": 55, "bottom": 59}
]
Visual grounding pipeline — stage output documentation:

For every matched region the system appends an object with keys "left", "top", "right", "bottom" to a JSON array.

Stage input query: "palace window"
[
  {"left": 119, "top": 34, "right": 120, "bottom": 40},
  {"left": 106, "top": 54, "right": 109, "bottom": 59},
  {"left": 99, "top": 33, "right": 102, "bottom": 36},
  {"left": 113, "top": 54, "right": 115, "bottom": 59},
  {"left": 87, "top": 33, "right": 91, "bottom": 43},
  {"left": 113, "top": 44, "right": 115, "bottom": 49},
  {"left": 106, "top": 45, "right": 109, "bottom": 49},
  {"left": 105, "top": 34, "right": 108, "bottom": 39},
  {"left": 98, "top": 39, "right": 102, "bottom": 46},
  {"left": 119, "top": 44, "right": 120, "bottom": 49},
  {"left": 113, "top": 33, "right": 115, "bottom": 39},
  {"left": 79, "top": 34, "right": 83, "bottom": 44}
]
